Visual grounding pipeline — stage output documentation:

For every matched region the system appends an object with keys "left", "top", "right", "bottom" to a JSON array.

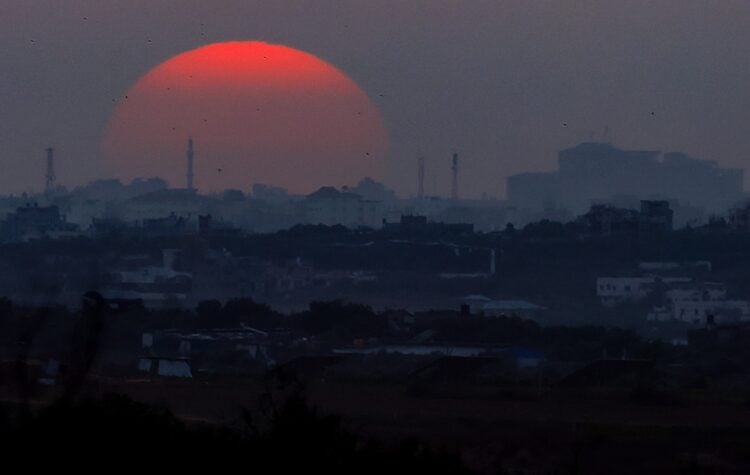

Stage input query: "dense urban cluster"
[{"left": 4, "top": 142, "right": 750, "bottom": 472}]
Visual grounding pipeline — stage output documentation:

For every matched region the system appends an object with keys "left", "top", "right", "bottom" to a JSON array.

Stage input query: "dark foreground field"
[{"left": 5, "top": 376, "right": 748, "bottom": 474}]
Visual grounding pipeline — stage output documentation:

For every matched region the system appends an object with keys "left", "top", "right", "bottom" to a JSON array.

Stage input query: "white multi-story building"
[
  {"left": 646, "top": 282, "right": 750, "bottom": 324},
  {"left": 597, "top": 276, "right": 693, "bottom": 306}
]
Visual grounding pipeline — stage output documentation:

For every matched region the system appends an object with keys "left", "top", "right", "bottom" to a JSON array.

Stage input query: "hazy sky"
[{"left": 3, "top": 0, "right": 750, "bottom": 198}]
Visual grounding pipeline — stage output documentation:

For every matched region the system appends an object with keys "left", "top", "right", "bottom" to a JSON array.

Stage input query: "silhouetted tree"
[{"left": 196, "top": 299, "right": 225, "bottom": 327}]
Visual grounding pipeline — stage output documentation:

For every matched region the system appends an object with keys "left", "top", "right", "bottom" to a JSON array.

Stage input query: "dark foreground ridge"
[
  {"left": 0, "top": 389, "right": 469, "bottom": 473},
  {"left": 4, "top": 292, "right": 750, "bottom": 473}
]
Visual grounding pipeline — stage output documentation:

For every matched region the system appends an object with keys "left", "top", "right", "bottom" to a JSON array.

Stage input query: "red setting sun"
[{"left": 101, "top": 41, "right": 389, "bottom": 193}]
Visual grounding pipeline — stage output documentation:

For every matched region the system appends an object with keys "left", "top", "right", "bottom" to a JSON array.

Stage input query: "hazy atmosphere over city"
[
  {"left": 7, "top": 2, "right": 750, "bottom": 472},
  {"left": 5, "top": 1, "right": 750, "bottom": 195}
]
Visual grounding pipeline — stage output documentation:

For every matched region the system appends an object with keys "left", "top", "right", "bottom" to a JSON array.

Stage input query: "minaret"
[
  {"left": 45, "top": 147, "right": 56, "bottom": 192},
  {"left": 186, "top": 138, "right": 194, "bottom": 191}
]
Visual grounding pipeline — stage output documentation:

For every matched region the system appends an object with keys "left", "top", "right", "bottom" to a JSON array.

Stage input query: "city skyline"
[{"left": 7, "top": 4, "right": 750, "bottom": 471}]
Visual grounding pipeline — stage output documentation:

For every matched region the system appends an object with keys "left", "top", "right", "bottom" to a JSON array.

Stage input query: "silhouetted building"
[
  {"left": 576, "top": 204, "right": 639, "bottom": 236},
  {"left": 141, "top": 212, "right": 195, "bottom": 237},
  {"left": 382, "top": 214, "right": 474, "bottom": 238},
  {"left": 348, "top": 177, "right": 397, "bottom": 203},
  {"left": 90, "top": 217, "right": 130, "bottom": 236},
  {"left": 639, "top": 200, "right": 673, "bottom": 232},
  {"left": 120, "top": 188, "right": 206, "bottom": 222},
  {"left": 507, "top": 142, "right": 743, "bottom": 214},
  {"left": 0, "top": 203, "right": 77, "bottom": 241},
  {"left": 251, "top": 183, "right": 290, "bottom": 203},
  {"left": 506, "top": 172, "right": 560, "bottom": 212},
  {"left": 576, "top": 200, "right": 673, "bottom": 236},
  {"left": 198, "top": 214, "right": 242, "bottom": 239},
  {"left": 727, "top": 201, "right": 750, "bottom": 231},
  {"left": 303, "top": 186, "right": 382, "bottom": 228}
]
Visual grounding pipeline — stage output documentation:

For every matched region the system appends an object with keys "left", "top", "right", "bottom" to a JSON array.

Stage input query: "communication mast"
[
  {"left": 186, "top": 137, "right": 194, "bottom": 191},
  {"left": 45, "top": 147, "right": 56, "bottom": 192},
  {"left": 451, "top": 152, "right": 459, "bottom": 200},
  {"left": 417, "top": 156, "right": 425, "bottom": 199}
]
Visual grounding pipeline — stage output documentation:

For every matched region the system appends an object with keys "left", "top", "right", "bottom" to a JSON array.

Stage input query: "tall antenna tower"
[
  {"left": 186, "top": 137, "right": 194, "bottom": 191},
  {"left": 451, "top": 152, "right": 459, "bottom": 200},
  {"left": 417, "top": 156, "right": 425, "bottom": 199},
  {"left": 45, "top": 147, "right": 56, "bottom": 192}
]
